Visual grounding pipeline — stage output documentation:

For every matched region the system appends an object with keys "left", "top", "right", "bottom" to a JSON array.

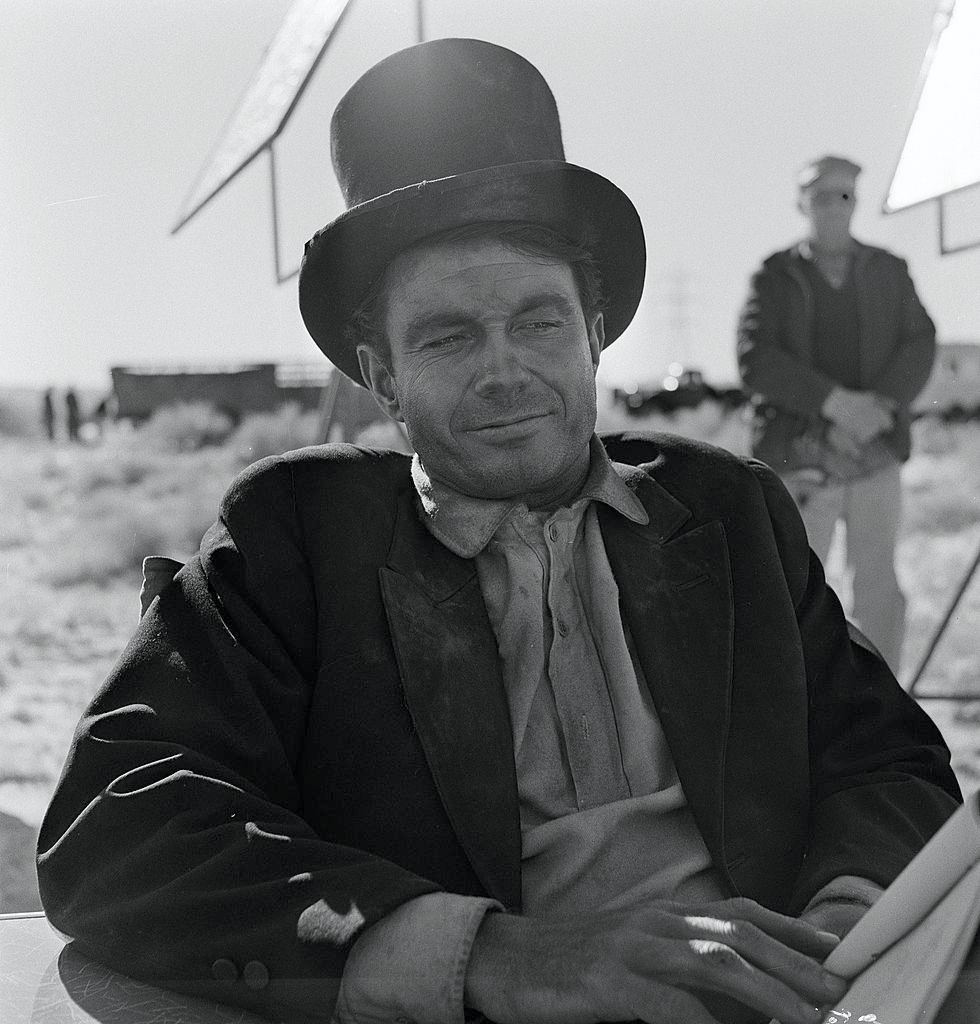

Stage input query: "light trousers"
[{"left": 782, "top": 462, "right": 906, "bottom": 672}]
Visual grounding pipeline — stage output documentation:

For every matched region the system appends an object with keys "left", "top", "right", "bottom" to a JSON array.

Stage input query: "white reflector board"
[
  {"left": 174, "top": 0, "right": 352, "bottom": 232},
  {"left": 885, "top": 0, "right": 980, "bottom": 212}
]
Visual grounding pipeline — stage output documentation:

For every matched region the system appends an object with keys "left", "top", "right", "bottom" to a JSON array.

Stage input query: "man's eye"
[
  {"left": 521, "top": 320, "right": 562, "bottom": 332},
  {"left": 427, "top": 332, "right": 467, "bottom": 348}
]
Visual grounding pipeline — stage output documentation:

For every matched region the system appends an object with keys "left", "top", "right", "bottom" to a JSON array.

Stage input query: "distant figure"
[
  {"left": 92, "top": 395, "right": 113, "bottom": 440},
  {"left": 737, "top": 155, "right": 937, "bottom": 670},
  {"left": 64, "top": 388, "right": 81, "bottom": 443},
  {"left": 42, "top": 388, "right": 56, "bottom": 441}
]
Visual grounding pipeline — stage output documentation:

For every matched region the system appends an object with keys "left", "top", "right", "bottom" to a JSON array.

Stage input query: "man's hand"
[
  {"left": 464, "top": 897, "right": 848, "bottom": 1024},
  {"left": 825, "top": 424, "right": 863, "bottom": 461},
  {"left": 800, "top": 899, "right": 870, "bottom": 942},
  {"left": 821, "top": 387, "right": 895, "bottom": 444}
]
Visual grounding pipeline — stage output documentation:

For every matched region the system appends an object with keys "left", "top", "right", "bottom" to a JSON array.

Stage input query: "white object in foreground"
[{"left": 804, "top": 790, "right": 980, "bottom": 1024}]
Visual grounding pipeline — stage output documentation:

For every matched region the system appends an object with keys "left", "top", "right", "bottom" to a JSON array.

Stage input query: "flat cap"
[{"left": 798, "top": 155, "right": 862, "bottom": 190}]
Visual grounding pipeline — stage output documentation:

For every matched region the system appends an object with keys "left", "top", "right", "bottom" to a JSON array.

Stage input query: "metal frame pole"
[
  {"left": 268, "top": 144, "right": 298, "bottom": 284},
  {"left": 909, "top": 537, "right": 980, "bottom": 698}
]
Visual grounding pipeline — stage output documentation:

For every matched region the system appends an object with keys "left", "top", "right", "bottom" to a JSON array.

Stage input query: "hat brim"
[{"left": 298, "top": 160, "right": 646, "bottom": 386}]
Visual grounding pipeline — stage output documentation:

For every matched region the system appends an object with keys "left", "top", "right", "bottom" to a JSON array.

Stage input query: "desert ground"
[{"left": 1, "top": 389, "right": 977, "bottom": 913}]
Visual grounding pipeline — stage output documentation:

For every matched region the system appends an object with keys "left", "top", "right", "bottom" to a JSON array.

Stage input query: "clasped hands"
[
  {"left": 465, "top": 896, "right": 855, "bottom": 1024},
  {"left": 821, "top": 387, "right": 896, "bottom": 457}
]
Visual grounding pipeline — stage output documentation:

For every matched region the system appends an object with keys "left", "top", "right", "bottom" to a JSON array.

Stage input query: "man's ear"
[
  {"left": 588, "top": 312, "right": 605, "bottom": 372},
  {"left": 356, "top": 345, "right": 404, "bottom": 422}
]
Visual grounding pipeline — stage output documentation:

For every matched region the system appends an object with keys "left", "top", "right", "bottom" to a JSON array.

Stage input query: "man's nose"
[{"left": 473, "top": 332, "right": 530, "bottom": 398}]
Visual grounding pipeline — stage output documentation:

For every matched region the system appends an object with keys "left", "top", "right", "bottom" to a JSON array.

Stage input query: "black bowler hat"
[{"left": 298, "top": 37, "right": 646, "bottom": 385}]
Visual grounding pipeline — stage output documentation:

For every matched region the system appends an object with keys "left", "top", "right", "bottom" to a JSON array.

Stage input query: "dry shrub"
[
  {"left": 43, "top": 509, "right": 173, "bottom": 588},
  {"left": 903, "top": 424, "right": 980, "bottom": 537},
  {"left": 74, "top": 449, "right": 162, "bottom": 493},
  {"left": 41, "top": 483, "right": 224, "bottom": 589},
  {"left": 140, "top": 450, "right": 236, "bottom": 501},
  {"left": 230, "top": 403, "right": 320, "bottom": 463},
  {"left": 39, "top": 456, "right": 68, "bottom": 481},
  {"left": 22, "top": 489, "right": 50, "bottom": 512},
  {"left": 911, "top": 416, "right": 958, "bottom": 456},
  {"left": 0, "top": 523, "right": 29, "bottom": 550},
  {"left": 139, "top": 402, "right": 235, "bottom": 453}
]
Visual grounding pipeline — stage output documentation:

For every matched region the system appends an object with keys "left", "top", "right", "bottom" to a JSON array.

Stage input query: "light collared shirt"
[{"left": 334, "top": 438, "right": 880, "bottom": 1024}]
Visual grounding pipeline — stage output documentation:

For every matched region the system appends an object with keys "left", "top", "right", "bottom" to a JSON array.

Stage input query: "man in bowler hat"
[
  {"left": 738, "top": 156, "right": 937, "bottom": 672},
  {"left": 39, "top": 42, "right": 958, "bottom": 1024}
]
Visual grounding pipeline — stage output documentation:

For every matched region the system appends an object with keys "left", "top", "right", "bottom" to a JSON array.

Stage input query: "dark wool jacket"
[
  {"left": 737, "top": 241, "right": 937, "bottom": 471},
  {"left": 36, "top": 434, "right": 959, "bottom": 1022}
]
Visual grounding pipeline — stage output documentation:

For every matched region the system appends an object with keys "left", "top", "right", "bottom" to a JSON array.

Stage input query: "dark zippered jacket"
[{"left": 737, "top": 241, "right": 936, "bottom": 472}]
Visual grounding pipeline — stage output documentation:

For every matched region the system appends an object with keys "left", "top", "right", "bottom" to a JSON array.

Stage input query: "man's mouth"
[{"left": 467, "top": 411, "right": 552, "bottom": 432}]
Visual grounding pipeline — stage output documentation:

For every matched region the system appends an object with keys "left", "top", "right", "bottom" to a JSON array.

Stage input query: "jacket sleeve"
[
  {"left": 872, "top": 258, "right": 937, "bottom": 405},
  {"left": 36, "top": 458, "right": 441, "bottom": 1022},
  {"left": 747, "top": 460, "right": 961, "bottom": 911},
  {"left": 736, "top": 263, "right": 837, "bottom": 417}
]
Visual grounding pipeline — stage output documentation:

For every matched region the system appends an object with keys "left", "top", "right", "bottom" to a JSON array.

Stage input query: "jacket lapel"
[
  {"left": 379, "top": 490, "right": 522, "bottom": 909},
  {"left": 599, "top": 467, "right": 735, "bottom": 871}
]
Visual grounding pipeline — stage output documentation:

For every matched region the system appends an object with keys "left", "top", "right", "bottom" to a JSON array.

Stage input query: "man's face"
[
  {"left": 798, "top": 172, "right": 857, "bottom": 251},
  {"left": 357, "top": 235, "right": 604, "bottom": 508}
]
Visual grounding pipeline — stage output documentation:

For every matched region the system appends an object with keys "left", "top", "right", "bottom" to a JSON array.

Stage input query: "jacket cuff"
[
  {"left": 332, "top": 892, "right": 502, "bottom": 1024},
  {"left": 803, "top": 875, "right": 884, "bottom": 914}
]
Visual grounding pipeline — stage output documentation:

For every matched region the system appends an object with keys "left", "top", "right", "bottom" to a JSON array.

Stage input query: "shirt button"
[
  {"left": 556, "top": 619, "right": 569, "bottom": 637},
  {"left": 548, "top": 523, "right": 559, "bottom": 541},
  {"left": 243, "top": 960, "right": 270, "bottom": 990},
  {"left": 210, "top": 958, "right": 238, "bottom": 982}
]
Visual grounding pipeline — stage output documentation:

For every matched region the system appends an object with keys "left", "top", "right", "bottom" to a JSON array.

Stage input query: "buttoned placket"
[{"left": 511, "top": 506, "right": 632, "bottom": 812}]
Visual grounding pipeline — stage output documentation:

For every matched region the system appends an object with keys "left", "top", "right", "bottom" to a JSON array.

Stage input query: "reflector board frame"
[
  {"left": 884, "top": 0, "right": 980, "bottom": 214},
  {"left": 173, "top": 0, "right": 352, "bottom": 233}
]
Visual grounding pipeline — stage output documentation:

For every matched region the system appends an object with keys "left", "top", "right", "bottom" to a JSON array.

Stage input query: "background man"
[
  {"left": 737, "top": 155, "right": 937, "bottom": 671},
  {"left": 64, "top": 387, "right": 82, "bottom": 443},
  {"left": 38, "top": 43, "right": 958, "bottom": 1024},
  {"left": 41, "top": 387, "right": 55, "bottom": 441}
]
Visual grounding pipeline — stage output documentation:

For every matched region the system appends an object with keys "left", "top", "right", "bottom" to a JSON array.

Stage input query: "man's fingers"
[
  {"left": 651, "top": 936, "right": 832, "bottom": 1024},
  {"left": 683, "top": 917, "right": 845, "bottom": 1004},
  {"left": 717, "top": 898, "right": 841, "bottom": 957},
  {"left": 676, "top": 900, "right": 839, "bottom": 959}
]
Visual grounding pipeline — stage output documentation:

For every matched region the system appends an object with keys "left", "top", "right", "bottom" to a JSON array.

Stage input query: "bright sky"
[{"left": 3, "top": 0, "right": 979, "bottom": 391}]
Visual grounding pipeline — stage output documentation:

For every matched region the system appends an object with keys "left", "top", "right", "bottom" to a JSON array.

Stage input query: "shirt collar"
[{"left": 412, "top": 436, "right": 650, "bottom": 559}]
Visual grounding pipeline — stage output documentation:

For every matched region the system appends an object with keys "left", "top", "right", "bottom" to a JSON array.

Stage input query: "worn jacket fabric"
[
  {"left": 36, "top": 434, "right": 959, "bottom": 1022},
  {"left": 737, "top": 241, "right": 937, "bottom": 471}
]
